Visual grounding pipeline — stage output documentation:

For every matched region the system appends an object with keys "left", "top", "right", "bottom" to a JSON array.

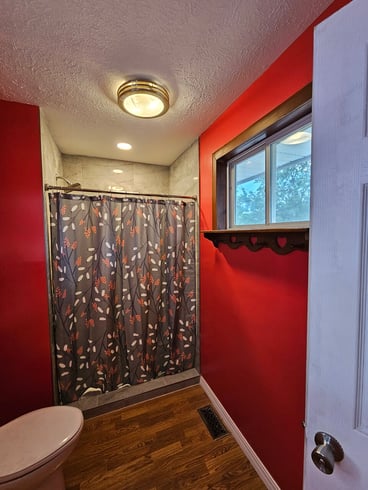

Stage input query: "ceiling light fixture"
[
  {"left": 117, "top": 80, "right": 169, "bottom": 118},
  {"left": 117, "top": 142, "right": 132, "bottom": 150}
]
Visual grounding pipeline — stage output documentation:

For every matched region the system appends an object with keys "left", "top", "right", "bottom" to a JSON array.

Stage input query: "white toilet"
[{"left": 0, "top": 406, "right": 84, "bottom": 490}]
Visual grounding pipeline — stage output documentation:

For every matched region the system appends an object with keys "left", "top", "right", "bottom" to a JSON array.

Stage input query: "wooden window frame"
[
  {"left": 212, "top": 83, "right": 312, "bottom": 230},
  {"left": 204, "top": 84, "right": 312, "bottom": 255}
]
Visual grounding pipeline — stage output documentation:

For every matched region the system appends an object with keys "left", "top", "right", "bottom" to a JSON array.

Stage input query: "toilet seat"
[{"left": 0, "top": 406, "right": 83, "bottom": 484}]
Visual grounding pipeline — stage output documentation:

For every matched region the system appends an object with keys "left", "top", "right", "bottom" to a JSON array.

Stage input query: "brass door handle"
[{"left": 311, "top": 432, "right": 344, "bottom": 474}]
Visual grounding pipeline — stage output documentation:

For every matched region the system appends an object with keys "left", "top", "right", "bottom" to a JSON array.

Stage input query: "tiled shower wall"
[
  {"left": 62, "top": 154, "right": 170, "bottom": 194},
  {"left": 61, "top": 140, "right": 199, "bottom": 197},
  {"left": 169, "top": 140, "right": 199, "bottom": 197},
  {"left": 40, "top": 110, "right": 63, "bottom": 185}
]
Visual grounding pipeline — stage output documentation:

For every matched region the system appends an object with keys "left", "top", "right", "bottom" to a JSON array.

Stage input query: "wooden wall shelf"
[{"left": 203, "top": 228, "right": 309, "bottom": 255}]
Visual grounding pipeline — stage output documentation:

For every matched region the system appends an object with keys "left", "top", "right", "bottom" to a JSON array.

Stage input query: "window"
[
  {"left": 212, "top": 84, "right": 312, "bottom": 231},
  {"left": 229, "top": 116, "right": 311, "bottom": 227}
]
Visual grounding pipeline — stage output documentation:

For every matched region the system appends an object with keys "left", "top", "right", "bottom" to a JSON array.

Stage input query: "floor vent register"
[{"left": 197, "top": 405, "right": 229, "bottom": 440}]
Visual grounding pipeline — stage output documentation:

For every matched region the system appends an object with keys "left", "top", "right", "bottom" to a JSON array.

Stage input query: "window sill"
[{"left": 202, "top": 227, "right": 309, "bottom": 255}]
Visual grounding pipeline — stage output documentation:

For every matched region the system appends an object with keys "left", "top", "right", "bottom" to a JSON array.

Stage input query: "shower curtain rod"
[{"left": 44, "top": 184, "right": 197, "bottom": 201}]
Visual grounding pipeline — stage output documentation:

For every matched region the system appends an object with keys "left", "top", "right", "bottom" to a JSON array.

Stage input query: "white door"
[{"left": 305, "top": 0, "right": 368, "bottom": 488}]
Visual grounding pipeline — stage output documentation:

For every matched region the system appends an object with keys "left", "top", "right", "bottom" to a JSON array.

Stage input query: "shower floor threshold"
[{"left": 68, "top": 368, "right": 200, "bottom": 419}]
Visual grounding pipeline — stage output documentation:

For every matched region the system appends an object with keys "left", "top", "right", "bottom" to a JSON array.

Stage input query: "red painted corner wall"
[
  {"left": 199, "top": 1, "right": 350, "bottom": 489},
  {"left": 0, "top": 99, "right": 53, "bottom": 425}
]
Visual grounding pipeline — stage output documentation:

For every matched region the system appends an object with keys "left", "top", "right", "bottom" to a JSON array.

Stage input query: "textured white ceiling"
[{"left": 0, "top": 0, "right": 333, "bottom": 166}]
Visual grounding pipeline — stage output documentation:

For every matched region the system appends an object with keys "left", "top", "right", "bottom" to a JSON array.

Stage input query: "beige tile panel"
[
  {"left": 169, "top": 140, "right": 199, "bottom": 197},
  {"left": 62, "top": 155, "right": 169, "bottom": 195}
]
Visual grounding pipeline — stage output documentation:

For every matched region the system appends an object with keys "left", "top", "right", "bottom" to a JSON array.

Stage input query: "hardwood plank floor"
[{"left": 64, "top": 385, "right": 266, "bottom": 490}]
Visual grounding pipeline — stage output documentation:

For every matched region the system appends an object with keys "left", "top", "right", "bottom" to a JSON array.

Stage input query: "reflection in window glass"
[
  {"left": 272, "top": 123, "right": 311, "bottom": 223},
  {"left": 235, "top": 150, "right": 265, "bottom": 225},
  {"left": 231, "top": 117, "right": 311, "bottom": 227}
]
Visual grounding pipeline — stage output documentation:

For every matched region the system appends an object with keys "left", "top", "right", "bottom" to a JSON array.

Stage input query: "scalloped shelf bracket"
[{"left": 203, "top": 228, "right": 309, "bottom": 255}]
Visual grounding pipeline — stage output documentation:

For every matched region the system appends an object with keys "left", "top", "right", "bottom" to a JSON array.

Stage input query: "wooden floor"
[{"left": 64, "top": 385, "right": 266, "bottom": 490}]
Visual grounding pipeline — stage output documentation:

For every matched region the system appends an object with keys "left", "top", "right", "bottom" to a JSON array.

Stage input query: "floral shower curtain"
[{"left": 48, "top": 193, "right": 196, "bottom": 404}]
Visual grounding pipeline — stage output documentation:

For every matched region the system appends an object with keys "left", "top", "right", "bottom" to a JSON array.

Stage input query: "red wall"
[
  {"left": 0, "top": 99, "right": 53, "bottom": 425},
  {"left": 199, "top": 1, "right": 350, "bottom": 489}
]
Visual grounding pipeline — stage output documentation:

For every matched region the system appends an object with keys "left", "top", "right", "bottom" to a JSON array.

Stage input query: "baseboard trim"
[{"left": 200, "top": 376, "right": 281, "bottom": 490}]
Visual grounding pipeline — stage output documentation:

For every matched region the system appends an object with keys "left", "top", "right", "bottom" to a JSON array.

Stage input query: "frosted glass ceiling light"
[{"left": 117, "top": 80, "right": 169, "bottom": 118}]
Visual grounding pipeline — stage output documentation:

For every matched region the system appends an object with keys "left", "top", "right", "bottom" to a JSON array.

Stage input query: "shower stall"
[{"left": 45, "top": 185, "right": 198, "bottom": 411}]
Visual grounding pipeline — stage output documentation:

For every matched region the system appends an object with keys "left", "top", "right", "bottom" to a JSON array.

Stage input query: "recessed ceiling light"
[
  {"left": 117, "top": 80, "right": 169, "bottom": 118},
  {"left": 117, "top": 142, "right": 132, "bottom": 150},
  {"left": 113, "top": 169, "right": 123, "bottom": 174}
]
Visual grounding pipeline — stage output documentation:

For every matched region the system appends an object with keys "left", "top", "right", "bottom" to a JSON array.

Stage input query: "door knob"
[{"left": 311, "top": 432, "right": 344, "bottom": 474}]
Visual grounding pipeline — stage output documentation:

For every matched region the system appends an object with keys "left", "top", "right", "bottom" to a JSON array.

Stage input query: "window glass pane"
[
  {"left": 271, "top": 123, "right": 311, "bottom": 223},
  {"left": 234, "top": 149, "right": 266, "bottom": 225}
]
